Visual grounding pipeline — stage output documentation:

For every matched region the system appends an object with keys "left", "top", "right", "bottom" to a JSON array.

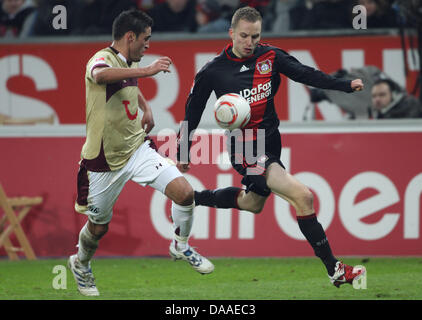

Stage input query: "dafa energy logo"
[{"left": 239, "top": 81, "right": 272, "bottom": 105}]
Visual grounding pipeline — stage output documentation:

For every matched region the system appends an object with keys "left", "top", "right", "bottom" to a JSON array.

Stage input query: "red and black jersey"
[{"left": 177, "top": 43, "right": 353, "bottom": 162}]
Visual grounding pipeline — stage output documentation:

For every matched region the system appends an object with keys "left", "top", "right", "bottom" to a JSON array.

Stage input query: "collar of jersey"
[
  {"left": 109, "top": 46, "right": 132, "bottom": 66},
  {"left": 224, "top": 44, "right": 256, "bottom": 62}
]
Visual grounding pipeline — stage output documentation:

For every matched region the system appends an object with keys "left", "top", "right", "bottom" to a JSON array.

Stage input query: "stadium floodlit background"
[{"left": 0, "top": 0, "right": 421, "bottom": 302}]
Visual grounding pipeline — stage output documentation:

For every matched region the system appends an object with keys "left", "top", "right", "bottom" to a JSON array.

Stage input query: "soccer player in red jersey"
[{"left": 177, "top": 6, "right": 365, "bottom": 288}]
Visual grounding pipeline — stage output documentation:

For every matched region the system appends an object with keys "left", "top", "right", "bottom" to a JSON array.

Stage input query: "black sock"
[
  {"left": 297, "top": 214, "right": 338, "bottom": 276},
  {"left": 194, "top": 187, "right": 242, "bottom": 209}
]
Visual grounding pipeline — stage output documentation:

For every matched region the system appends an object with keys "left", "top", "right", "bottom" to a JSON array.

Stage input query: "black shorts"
[{"left": 228, "top": 129, "right": 285, "bottom": 197}]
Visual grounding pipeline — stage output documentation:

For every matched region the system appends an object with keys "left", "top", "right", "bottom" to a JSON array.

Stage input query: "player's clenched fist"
[
  {"left": 351, "top": 79, "right": 364, "bottom": 91},
  {"left": 145, "top": 57, "right": 172, "bottom": 76}
]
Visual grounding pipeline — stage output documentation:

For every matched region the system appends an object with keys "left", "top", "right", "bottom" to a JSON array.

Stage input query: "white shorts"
[{"left": 75, "top": 140, "right": 182, "bottom": 224}]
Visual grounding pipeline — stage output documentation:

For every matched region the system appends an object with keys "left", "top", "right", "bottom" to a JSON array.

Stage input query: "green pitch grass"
[{"left": 0, "top": 257, "right": 421, "bottom": 300}]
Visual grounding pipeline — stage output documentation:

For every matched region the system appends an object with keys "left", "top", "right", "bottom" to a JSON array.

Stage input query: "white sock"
[
  {"left": 77, "top": 222, "right": 99, "bottom": 267},
  {"left": 171, "top": 202, "right": 194, "bottom": 251}
]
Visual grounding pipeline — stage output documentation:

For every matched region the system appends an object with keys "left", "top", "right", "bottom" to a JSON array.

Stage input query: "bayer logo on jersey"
[{"left": 214, "top": 93, "right": 251, "bottom": 131}]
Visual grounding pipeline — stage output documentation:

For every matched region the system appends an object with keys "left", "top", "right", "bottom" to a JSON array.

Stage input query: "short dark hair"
[
  {"left": 112, "top": 9, "right": 153, "bottom": 40},
  {"left": 373, "top": 78, "right": 401, "bottom": 93},
  {"left": 231, "top": 6, "right": 262, "bottom": 29}
]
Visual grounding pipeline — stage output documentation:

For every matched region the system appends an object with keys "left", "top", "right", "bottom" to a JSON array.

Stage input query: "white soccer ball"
[{"left": 214, "top": 93, "right": 251, "bottom": 131}]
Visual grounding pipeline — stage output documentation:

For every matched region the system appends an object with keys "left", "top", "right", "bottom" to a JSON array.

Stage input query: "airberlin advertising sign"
[{"left": 0, "top": 129, "right": 420, "bottom": 257}]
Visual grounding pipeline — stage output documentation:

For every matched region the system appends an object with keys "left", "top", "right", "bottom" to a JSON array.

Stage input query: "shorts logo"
[
  {"left": 256, "top": 59, "right": 272, "bottom": 74},
  {"left": 88, "top": 205, "right": 100, "bottom": 214}
]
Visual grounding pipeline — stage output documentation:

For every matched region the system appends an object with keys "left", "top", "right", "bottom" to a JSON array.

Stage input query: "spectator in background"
[
  {"left": 238, "top": 0, "right": 270, "bottom": 17},
  {"left": 133, "top": 0, "right": 155, "bottom": 11},
  {"left": 290, "top": 0, "right": 353, "bottom": 30},
  {"left": 147, "top": 0, "right": 197, "bottom": 32},
  {"left": 21, "top": 0, "right": 80, "bottom": 36},
  {"left": 237, "top": 0, "right": 273, "bottom": 30},
  {"left": 264, "top": 0, "right": 298, "bottom": 33},
  {"left": 357, "top": 0, "right": 398, "bottom": 28},
  {"left": 196, "top": 0, "right": 230, "bottom": 32},
  {"left": 72, "top": 0, "right": 136, "bottom": 35},
  {"left": 0, "top": 0, "right": 34, "bottom": 37},
  {"left": 217, "top": 0, "right": 240, "bottom": 19},
  {"left": 371, "top": 79, "right": 422, "bottom": 119}
]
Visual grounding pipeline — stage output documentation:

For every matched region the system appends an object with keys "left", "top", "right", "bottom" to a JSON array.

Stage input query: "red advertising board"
[
  {"left": 1, "top": 35, "right": 421, "bottom": 258},
  {"left": 0, "top": 129, "right": 421, "bottom": 258},
  {"left": 0, "top": 35, "right": 419, "bottom": 127}
]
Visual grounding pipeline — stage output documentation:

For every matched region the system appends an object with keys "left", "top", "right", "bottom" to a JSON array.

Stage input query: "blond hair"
[{"left": 231, "top": 6, "right": 262, "bottom": 29}]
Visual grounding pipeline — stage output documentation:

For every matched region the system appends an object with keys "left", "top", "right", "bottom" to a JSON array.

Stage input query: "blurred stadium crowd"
[{"left": 0, "top": 0, "right": 410, "bottom": 37}]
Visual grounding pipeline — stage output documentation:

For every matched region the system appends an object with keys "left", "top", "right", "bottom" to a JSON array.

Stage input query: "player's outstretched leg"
[
  {"left": 297, "top": 214, "right": 367, "bottom": 288},
  {"left": 194, "top": 187, "right": 242, "bottom": 209},
  {"left": 169, "top": 201, "right": 214, "bottom": 274},
  {"left": 266, "top": 163, "right": 367, "bottom": 286}
]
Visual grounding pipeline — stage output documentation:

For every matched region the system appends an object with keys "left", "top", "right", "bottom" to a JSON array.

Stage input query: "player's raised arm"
[
  {"left": 275, "top": 49, "right": 358, "bottom": 93},
  {"left": 92, "top": 57, "right": 172, "bottom": 84}
]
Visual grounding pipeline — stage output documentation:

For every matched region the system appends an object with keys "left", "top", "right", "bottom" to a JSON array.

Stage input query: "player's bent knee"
[
  {"left": 295, "top": 188, "right": 314, "bottom": 212},
  {"left": 245, "top": 202, "right": 264, "bottom": 214},
  {"left": 249, "top": 205, "right": 263, "bottom": 214},
  {"left": 303, "top": 188, "right": 314, "bottom": 205},
  {"left": 177, "top": 187, "right": 194, "bottom": 206},
  {"left": 88, "top": 221, "right": 109, "bottom": 239},
  {"left": 237, "top": 190, "right": 267, "bottom": 214},
  {"left": 240, "top": 199, "right": 264, "bottom": 214},
  {"left": 166, "top": 177, "right": 194, "bottom": 206}
]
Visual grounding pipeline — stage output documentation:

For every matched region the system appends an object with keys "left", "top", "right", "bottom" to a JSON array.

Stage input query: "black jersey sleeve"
[
  {"left": 177, "top": 65, "right": 214, "bottom": 163},
  {"left": 274, "top": 49, "right": 354, "bottom": 93}
]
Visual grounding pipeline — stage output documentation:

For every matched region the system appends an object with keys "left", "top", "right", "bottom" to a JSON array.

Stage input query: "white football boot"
[
  {"left": 169, "top": 242, "right": 214, "bottom": 274},
  {"left": 67, "top": 254, "right": 100, "bottom": 296}
]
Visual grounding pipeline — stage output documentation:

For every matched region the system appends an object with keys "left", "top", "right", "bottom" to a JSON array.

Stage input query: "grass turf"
[{"left": 0, "top": 257, "right": 421, "bottom": 300}]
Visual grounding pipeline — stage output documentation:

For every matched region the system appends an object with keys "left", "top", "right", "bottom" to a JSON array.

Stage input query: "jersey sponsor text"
[{"left": 239, "top": 81, "right": 272, "bottom": 105}]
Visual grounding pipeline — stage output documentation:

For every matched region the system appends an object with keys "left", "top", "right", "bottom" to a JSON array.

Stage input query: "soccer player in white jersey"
[{"left": 68, "top": 9, "right": 213, "bottom": 297}]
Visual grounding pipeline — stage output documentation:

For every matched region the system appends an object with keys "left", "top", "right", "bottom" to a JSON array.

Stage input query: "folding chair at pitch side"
[{"left": 0, "top": 183, "right": 42, "bottom": 260}]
